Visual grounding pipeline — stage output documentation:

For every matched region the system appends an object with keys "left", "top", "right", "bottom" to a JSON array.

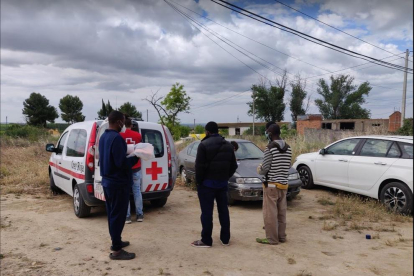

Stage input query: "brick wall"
[
  {"left": 388, "top": 111, "right": 401, "bottom": 132},
  {"left": 297, "top": 119, "right": 322, "bottom": 135}
]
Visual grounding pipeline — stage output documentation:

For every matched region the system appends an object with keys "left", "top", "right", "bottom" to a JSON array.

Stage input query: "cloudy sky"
[{"left": 1, "top": 0, "right": 413, "bottom": 125}]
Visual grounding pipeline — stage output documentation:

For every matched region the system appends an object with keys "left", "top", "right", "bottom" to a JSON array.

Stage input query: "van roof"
[{"left": 62, "top": 120, "right": 103, "bottom": 133}]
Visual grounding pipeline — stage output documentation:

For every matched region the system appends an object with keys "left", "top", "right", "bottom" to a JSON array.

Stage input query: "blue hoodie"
[{"left": 99, "top": 129, "right": 138, "bottom": 189}]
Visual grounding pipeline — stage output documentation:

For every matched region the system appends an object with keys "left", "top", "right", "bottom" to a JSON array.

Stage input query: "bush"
[
  {"left": 242, "top": 126, "right": 266, "bottom": 136},
  {"left": 194, "top": 125, "right": 205, "bottom": 134},
  {"left": 396, "top": 118, "right": 413, "bottom": 136},
  {"left": 3, "top": 124, "right": 50, "bottom": 141}
]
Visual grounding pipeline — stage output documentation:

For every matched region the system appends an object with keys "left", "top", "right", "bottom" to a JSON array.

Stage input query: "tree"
[
  {"left": 396, "top": 118, "right": 413, "bottom": 136},
  {"left": 289, "top": 74, "right": 310, "bottom": 124},
  {"left": 315, "top": 75, "right": 371, "bottom": 119},
  {"left": 247, "top": 73, "right": 288, "bottom": 122},
  {"left": 22, "top": 92, "right": 59, "bottom": 127},
  {"left": 118, "top": 102, "right": 142, "bottom": 119},
  {"left": 97, "top": 99, "right": 114, "bottom": 119},
  {"left": 194, "top": 125, "right": 205, "bottom": 134},
  {"left": 145, "top": 83, "right": 191, "bottom": 133},
  {"left": 59, "top": 95, "right": 85, "bottom": 124}
]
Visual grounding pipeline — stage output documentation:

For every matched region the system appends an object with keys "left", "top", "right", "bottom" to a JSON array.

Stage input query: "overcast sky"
[{"left": 1, "top": 0, "right": 413, "bottom": 125}]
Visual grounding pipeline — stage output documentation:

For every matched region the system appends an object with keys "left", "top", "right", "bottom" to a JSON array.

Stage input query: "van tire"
[
  {"left": 150, "top": 198, "right": 168, "bottom": 208},
  {"left": 73, "top": 185, "right": 91, "bottom": 218},
  {"left": 50, "top": 173, "right": 61, "bottom": 195}
]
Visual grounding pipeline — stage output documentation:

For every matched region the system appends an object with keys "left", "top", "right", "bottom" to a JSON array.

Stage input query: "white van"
[{"left": 46, "top": 120, "right": 177, "bottom": 218}]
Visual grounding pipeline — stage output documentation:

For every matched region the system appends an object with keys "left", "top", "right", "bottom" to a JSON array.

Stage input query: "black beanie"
[{"left": 205, "top": 121, "right": 218, "bottom": 134}]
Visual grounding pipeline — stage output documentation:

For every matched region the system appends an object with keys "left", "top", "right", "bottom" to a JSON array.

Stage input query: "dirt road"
[{"left": 1, "top": 187, "right": 413, "bottom": 276}]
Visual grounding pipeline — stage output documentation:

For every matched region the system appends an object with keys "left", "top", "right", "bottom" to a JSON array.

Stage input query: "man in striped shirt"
[{"left": 256, "top": 124, "right": 292, "bottom": 245}]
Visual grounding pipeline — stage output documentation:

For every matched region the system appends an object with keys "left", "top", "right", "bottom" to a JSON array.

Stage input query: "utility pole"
[
  {"left": 401, "top": 49, "right": 409, "bottom": 126},
  {"left": 252, "top": 96, "right": 255, "bottom": 136},
  {"left": 194, "top": 119, "right": 196, "bottom": 130},
  {"left": 147, "top": 109, "right": 148, "bottom": 122}
]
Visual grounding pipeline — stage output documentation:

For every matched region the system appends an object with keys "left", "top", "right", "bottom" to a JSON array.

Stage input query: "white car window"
[
  {"left": 189, "top": 142, "right": 199, "bottom": 157},
  {"left": 360, "top": 139, "right": 393, "bottom": 157},
  {"left": 326, "top": 139, "right": 359, "bottom": 155},
  {"left": 387, "top": 142, "right": 401, "bottom": 158},
  {"left": 399, "top": 143, "right": 413, "bottom": 159},
  {"left": 66, "top": 129, "right": 87, "bottom": 157}
]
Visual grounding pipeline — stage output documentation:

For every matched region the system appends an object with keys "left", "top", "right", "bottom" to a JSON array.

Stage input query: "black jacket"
[{"left": 195, "top": 134, "right": 238, "bottom": 185}]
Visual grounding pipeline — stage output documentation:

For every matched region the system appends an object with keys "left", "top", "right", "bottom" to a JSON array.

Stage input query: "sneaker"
[
  {"left": 110, "top": 241, "right": 130, "bottom": 251},
  {"left": 125, "top": 217, "right": 132, "bottom": 224},
  {"left": 137, "top": 215, "right": 144, "bottom": 222},
  {"left": 279, "top": 239, "right": 286, "bottom": 243},
  {"left": 191, "top": 240, "right": 211, "bottom": 248},
  {"left": 109, "top": 249, "right": 135, "bottom": 260},
  {"left": 220, "top": 240, "right": 230, "bottom": 246},
  {"left": 256, "top": 238, "right": 277, "bottom": 245}
]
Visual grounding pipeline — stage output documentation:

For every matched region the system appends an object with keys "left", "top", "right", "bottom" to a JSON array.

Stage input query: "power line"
[
  {"left": 273, "top": 0, "right": 413, "bottom": 62},
  {"left": 211, "top": 0, "right": 412, "bottom": 73}
]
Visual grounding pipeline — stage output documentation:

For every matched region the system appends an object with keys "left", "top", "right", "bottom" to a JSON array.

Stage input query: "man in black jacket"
[{"left": 192, "top": 122, "right": 238, "bottom": 248}]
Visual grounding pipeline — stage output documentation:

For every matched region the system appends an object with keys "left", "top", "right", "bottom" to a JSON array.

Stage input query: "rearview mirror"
[
  {"left": 46, "top": 143, "right": 57, "bottom": 153},
  {"left": 319, "top": 148, "right": 326, "bottom": 155}
]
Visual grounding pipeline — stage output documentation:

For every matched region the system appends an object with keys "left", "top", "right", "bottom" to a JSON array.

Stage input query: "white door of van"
[
  {"left": 140, "top": 127, "right": 169, "bottom": 193},
  {"left": 164, "top": 127, "right": 178, "bottom": 184},
  {"left": 53, "top": 131, "right": 69, "bottom": 191},
  {"left": 93, "top": 122, "right": 109, "bottom": 201}
]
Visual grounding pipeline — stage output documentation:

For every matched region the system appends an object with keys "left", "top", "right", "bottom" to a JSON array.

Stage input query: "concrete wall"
[{"left": 229, "top": 127, "right": 250, "bottom": 136}]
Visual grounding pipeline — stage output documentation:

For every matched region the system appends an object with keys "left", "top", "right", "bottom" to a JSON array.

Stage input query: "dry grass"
[
  {"left": 322, "top": 221, "right": 338, "bottom": 231},
  {"left": 332, "top": 234, "right": 344, "bottom": 240},
  {"left": 296, "top": 270, "right": 312, "bottom": 276},
  {"left": 317, "top": 197, "right": 335, "bottom": 206},
  {"left": 0, "top": 140, "right": 55, "bottom": 195},
  {"left": 287, "top": 255, "right": 297, "bottom": 265}
]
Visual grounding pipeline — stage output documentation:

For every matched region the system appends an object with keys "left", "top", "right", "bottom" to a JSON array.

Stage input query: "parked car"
[
  {"left": 178, "top": 139, "right": 302, "bottom": 204},
  {"left": 46, "top": 120, "right": 178, "bottom": 218},
  {"left": 293, "top": 136, "right": 413, "bottom": 213}
]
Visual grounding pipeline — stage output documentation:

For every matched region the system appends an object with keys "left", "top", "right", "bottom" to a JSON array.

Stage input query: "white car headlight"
[
  {"left": 288, "top": 173, "right": 300, "bottom": 180},
  {"left": 235, "top": 177, "right": 262, "bottom": 184}
]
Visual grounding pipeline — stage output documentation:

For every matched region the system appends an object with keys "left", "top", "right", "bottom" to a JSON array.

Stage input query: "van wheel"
[
  {"left": 298, "top": 166, "right": 315, "bottom": 189},
  {"left": 380, "top": 182, "right": 412, "bottom": 214},
  {"left": 150, "top": 198, "right": 168, "bottom": 208},
  {"left": 50, "top": 173, "right": 61, "bottom": 195},
  {"left": 73, "top": 185, "right": 91, "bottom": 218}
]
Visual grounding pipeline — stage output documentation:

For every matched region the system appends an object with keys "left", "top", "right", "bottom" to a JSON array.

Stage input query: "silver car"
[{"left": 178, "top": 139, "right": 302, "bottom": 204}]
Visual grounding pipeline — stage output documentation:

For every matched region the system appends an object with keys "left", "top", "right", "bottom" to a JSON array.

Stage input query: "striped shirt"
[{"left": 258, "top": 140, "right": 292, "bottom": 185}]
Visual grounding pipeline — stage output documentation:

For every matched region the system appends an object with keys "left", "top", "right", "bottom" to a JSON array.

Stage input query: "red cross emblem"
[{"left": 146, "top": 162, "right": 162, "bottom": 181}]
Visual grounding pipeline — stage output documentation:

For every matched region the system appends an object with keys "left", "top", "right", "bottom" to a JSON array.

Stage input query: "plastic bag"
[{"left": 127, "top": 143, "right": 155, "bottom": 161}]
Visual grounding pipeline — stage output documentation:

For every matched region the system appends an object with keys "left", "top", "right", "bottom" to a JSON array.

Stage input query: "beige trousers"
[{"left": 263, "top": 186, "right": 287, "bottom": 244}]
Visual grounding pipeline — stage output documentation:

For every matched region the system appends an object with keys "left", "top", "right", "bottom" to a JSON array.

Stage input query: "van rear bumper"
[
  {"left": 77, "top": 182, "right": 105, "bottom": 207},
  {"left": 142, "top": 189, "right": 171, "bottom": 201}
]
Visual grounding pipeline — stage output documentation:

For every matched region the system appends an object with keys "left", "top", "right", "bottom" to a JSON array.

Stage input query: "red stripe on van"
[
  {"left": 154, "top": 184, "right": 160, "bottom": 191},
  {"left": 49, "top": 162, "right": 85, "bottom": 180},
  {"left": 161, "top": 183, "right": 168, "bottom": 190},
  {"left": 145, "top": 184, "right": 153, "bottom": 192}
]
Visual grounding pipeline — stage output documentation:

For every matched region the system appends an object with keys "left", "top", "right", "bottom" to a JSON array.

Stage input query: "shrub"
[
  {"left": 396, "top": 118, "right": 413, "bottom": 136},
  {"left": 3, "top": 124, "right": 50, "bottom": 141}
]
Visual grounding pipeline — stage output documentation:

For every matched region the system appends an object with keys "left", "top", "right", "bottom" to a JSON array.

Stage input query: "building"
[
  {"left": 296, "top": 111, "right": 402, "bottom": 135},
  {"left": 217, "top": 122, "right": 290, "bottom": 136}
]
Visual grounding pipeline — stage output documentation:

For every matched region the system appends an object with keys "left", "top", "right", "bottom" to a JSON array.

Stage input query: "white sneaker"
[
  {"left": 125, "top": 217, "right": 132, "bottom": 224},
  {"left": 221, "top": 240, "right": 230, "bottom": 246}
]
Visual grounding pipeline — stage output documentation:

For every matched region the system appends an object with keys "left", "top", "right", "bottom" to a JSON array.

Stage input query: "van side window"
[
  {"left": 141, "top": 129, "right": 164, "bottom": 158},
  {"left": 95, "top": 123, "right": 109, "bottom": 159},
  {"left": 66, "top": 129, "right": 88, "bottom": 157},
  {"left": 56, "top": 132, "right": 69, "bottom": 155}
]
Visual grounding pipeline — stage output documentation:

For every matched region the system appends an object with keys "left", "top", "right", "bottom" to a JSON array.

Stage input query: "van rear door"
[
  {"left": 139, "top": 126, "right": 169, "bottom": 193},
  {"left": 93, "top": 122, "right": 109, "bottom": 201}
]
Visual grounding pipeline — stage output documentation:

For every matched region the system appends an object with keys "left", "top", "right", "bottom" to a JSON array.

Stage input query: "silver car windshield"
[{"left": 235, "top": 142, "right": 264, "bottom": 160}]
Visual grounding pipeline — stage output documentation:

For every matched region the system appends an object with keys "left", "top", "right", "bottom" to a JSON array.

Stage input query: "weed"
[
  {"left": 369, "top": 267, "right": 382, "bottom": 275},
  {"left": 318, "top": 215, "right": 334, "bottom": 220},
  {"left": 346, "top": 222, "right": 372, "bottom": 231},
  {"left": 203, "top": 271, "right": 213, "bottom": 275},
  {"left": 287, "top": 256, "right": 296, "bottom": 265},
  {"left": 322, "top": 221, "right": 338, "bottom": 231},
  {"left": 332, "top": 234, "right": 344, "bottom": 240},
  {"left": 385, "top": 240, "right": 395, "bottom": 247},
  {"left": 372, "top": 233, "right": 380, "bottom": 240},
  {"left": 375, "top": 226, "right": 396, "bottom": 232},
  {"left": 317, "top": 197, "right": 335, "bottom": 206},
  {"left": 158, "top": 268, "right": 164, "bottom": 275},
  {"left": 297, "top": 270, "right": 312, "bottom": 276}
]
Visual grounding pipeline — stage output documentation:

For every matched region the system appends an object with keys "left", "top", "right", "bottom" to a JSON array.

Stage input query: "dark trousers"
[
  {"left": 197, "top": 184, "right": 230, "bottom": 246},
  {"left": 103, "top": 186, "right": 130, "bottom": 251}
]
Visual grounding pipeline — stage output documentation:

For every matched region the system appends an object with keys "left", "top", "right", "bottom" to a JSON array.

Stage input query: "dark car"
[{"left": 177, "top": 139, "right": 302, "bottom": 204}]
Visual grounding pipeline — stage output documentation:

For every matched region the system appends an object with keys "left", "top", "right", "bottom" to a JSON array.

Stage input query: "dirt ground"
[{"left": 1, "top": 186, "right": 413, "bottom": 276}]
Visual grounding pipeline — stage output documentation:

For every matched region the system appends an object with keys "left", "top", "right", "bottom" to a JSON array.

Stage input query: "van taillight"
[
  {"left": 87, "top": 122, "right": 97, "bottom": 172},
  {"left": 86, "top": 183, "right": 94, "bottom": 193}
]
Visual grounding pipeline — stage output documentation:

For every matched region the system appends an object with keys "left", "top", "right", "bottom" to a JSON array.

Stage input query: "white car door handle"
[
  {"left": 374, "top": 162, "right": 387, "bottom": 165},
  {"left": 338, "top": 159, "right": 348, "bottom": 162}
]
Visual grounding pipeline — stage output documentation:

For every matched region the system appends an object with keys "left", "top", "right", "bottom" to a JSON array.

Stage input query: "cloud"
[{"left": 1, "top": 0, "right": 412, "bottom": 124}]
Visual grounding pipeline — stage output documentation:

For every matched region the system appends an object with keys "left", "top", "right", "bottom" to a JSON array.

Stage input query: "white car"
[
  {"left": 293, "top": 136, "right": 413, "bottom": 213},
  {"left": 46, "top": 120, "right": 178, "bottom": 218}
]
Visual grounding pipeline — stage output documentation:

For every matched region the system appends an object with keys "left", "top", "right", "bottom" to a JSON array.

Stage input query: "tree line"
[
  {"left": 20, "top": 74, "right": 372, "bottom": 133},
  {"left": 248, "top": 73, "right": 372, "bottom": 126}
]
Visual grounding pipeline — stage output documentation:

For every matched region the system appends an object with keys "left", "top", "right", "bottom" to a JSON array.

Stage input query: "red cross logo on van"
[{"left": 146, "top": 162, "right": 162, "bottom": 180}]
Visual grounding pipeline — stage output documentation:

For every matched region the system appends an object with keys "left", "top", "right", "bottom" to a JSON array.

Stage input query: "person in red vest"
[{"left": 120, "top": 115, "right": 144, "bottom": 223}]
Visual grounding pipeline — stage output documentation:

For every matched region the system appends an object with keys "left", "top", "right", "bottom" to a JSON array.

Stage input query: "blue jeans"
[{"left": 126, "top": 170, "right": 143, "bottom": 218}]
